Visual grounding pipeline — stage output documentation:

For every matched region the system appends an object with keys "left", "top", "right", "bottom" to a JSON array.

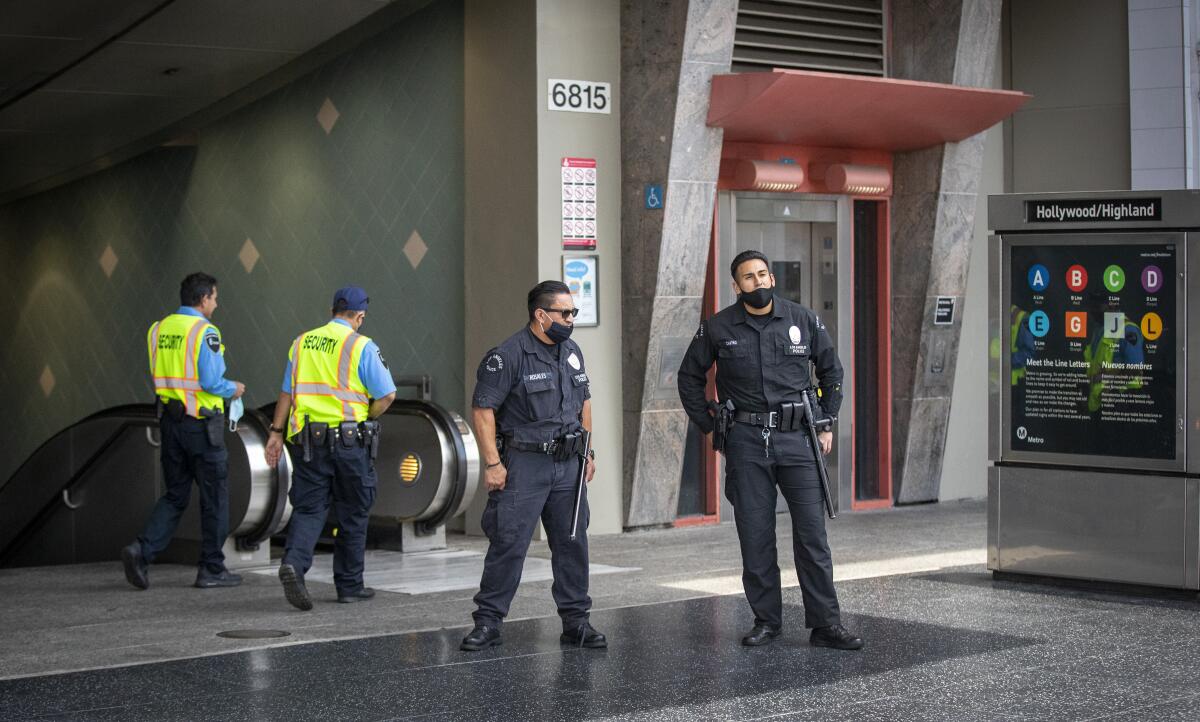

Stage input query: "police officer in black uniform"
[
  {"left": 677, "top": 250, "right": 863, "bottom": 650},
  {"left": 460, "top": 281, "right": 604, "bottom": 652}
]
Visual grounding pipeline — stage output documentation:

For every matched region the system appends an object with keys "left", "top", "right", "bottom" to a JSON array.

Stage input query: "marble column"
[
  {"left": 890, "top": 0, "right": 1002, "bottom": 503},
  {"left": 620, "top": 0, "right": 736, "bottom": 527}
]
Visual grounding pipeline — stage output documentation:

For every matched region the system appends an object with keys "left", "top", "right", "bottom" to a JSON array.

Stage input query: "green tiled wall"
[{"left": 0, "top": 0, "right": 465, "bottom": 483}]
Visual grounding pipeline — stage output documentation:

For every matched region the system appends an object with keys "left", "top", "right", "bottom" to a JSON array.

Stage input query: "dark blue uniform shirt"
[
  {"left": 677, "top": 297, "right": 843, "bottom": 434},
  {"left": 472, "top": 327, "right": 590, "bottom": 445}
]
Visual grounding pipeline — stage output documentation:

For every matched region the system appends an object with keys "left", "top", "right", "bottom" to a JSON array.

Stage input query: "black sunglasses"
[{"left": 540, "top": 307, "right": 580, "bottom": 319}]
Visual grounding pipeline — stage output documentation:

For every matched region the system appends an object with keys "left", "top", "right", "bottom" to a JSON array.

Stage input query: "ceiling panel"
[
  {"left": 46, "top": 42, "right": 297, "bottom": 98},
  {"left": 123, "top": 0, "right": 390, "bottom": 51},
  {"left": 0, "top": 0, "right": 406, "bottom": 201}
]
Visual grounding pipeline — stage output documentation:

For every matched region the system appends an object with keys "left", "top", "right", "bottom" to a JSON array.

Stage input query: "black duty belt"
[
  {"left": 507, "top": 439, "right": 566, "bottom": 454},
  {"left": 502, "top": 432, "right": 586, "bottom": 460},
  {"left": 734, "top": 410, "right": 780, "bottom": 428}
]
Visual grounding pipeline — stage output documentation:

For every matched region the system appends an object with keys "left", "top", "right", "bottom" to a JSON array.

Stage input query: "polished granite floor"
[{"left": 4, "top": 567, "right": 1200, "bottom": 721}]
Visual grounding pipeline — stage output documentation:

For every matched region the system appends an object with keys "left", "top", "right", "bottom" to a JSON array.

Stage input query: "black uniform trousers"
[
  {"left": 138, "top": 412, "right": 229, "bottom": 573},
  {"left": 472, "top": 449, "right": 591, "bottom": 631},
  {"left": 724, "top": 423, "right": 840, "bottom": 630},
  {"left": 282, "top": 440, "right": 376, "bottom": 595}
]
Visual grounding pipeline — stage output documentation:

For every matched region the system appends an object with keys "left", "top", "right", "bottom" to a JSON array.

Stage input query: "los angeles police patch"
[
  {"left": 695, "top": 321, "right": 706, "bottom": 339},
  {"left": 484, "top": 353, "right": 504, "bottom": 373}
]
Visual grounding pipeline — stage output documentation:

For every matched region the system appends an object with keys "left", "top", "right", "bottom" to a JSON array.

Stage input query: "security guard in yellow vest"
[
  {"left": 265, "top": 286, "right": 396, "bottom": 610},
  {"left": 122, "top": 272, "right": 246, "bottom": 590}
]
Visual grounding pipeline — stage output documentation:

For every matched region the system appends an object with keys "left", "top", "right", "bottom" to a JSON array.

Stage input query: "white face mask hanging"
[{"left": 228, "top": 397, "right": 244, "bottom": 432}]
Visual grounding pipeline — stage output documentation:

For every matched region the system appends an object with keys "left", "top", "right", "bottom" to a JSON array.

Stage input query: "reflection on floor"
[
  {"left": 244, "top": 549, "right": 639, "bottom": 595},
  {"left": 5, "top": 567, "right": 1200, "bottom": 721}
]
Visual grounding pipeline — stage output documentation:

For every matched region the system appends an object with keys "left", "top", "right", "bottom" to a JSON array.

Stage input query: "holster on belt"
[
  {"left": 554, "top": 431, "right": 583, "bottom": 462},
  {"left": 711, "top": 399, "right": 734, "bottom": 452},
  {"left": 302, "top": 416, "right": 329, "bottom": 462},
  {"left": 360, "top": 419, "right": 381, "bottom": 460},
  {"left": 162, "top": 398, "right": 185, "bottom": 421},
  {"left": 203, "top": 412, "right": 225, "bottom": 446}
]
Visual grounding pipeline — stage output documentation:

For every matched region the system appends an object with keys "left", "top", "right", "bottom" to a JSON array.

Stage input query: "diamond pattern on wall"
[
  {"left": 0, "top": 0, "right": 465, "bottom": 485},
  {"left": 99, "top": 244, "right": 118, "bottom": 278},
  {"left": 238, "top": 238, "right": 260, "bottom": 273},
  {"left": 403, "top": 230, "right": 428, "bottom": 269},
  {"left": 317, "top": 98, "right": 340, "bottom": 135}
]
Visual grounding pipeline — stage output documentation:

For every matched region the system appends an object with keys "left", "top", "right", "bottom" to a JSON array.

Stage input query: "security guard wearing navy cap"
[
  {"left": 677, "top": 251, "right": 863, "bottom": 650},
  {"left": 122, "top": 272, "right": 246, "bottom": 590},
  {"left": 460, "top": 280, "right": 603, "bottom": 652},
  {"left": 264, "top": 286, "right": 396, "bottom": 610}
]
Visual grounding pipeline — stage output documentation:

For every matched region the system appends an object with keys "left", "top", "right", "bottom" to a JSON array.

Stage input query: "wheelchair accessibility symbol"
[{"left": 644, "top": 184, "right": 663, "bottom": 210}]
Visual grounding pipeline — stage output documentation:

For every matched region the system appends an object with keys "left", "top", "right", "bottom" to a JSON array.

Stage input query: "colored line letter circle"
[
  {"left": 1103, "top": 265, "right": 1125, "bottom": 292},
  {"left": 1028, "top": 310, "right": 1050, "bottom": 338},
  {"left": 1028, "top": 264, "right": 1049, "bottom": 292},
  {"left": 1066, "top": 265, "right": 1087, "bottom": 292}
]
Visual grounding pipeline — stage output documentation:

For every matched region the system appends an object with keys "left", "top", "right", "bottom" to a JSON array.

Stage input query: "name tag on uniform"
[
  {"left": 525, "top": 372, "right": 551, "bottom": 381},
  {"left": 784, "top": 344, "right": 809, "bottom": 356},
  {"left": 719, "top": 339, "right": 739, "bottom": 347}
]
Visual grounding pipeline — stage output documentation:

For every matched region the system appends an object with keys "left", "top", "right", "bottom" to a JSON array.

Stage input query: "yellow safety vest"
[
  {"left": 288, "top": 320, "right": 372, "bottom": 438},
  {"left": 147, "top": 314, "right": 225, "bottom": 418},
  {"left": 1010, "top": 308, "right": 1027, "bottom": 385}
]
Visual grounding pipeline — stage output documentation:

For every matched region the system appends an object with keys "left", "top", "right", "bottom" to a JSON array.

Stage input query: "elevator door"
[{"left": 718, "top": 195, "right": 843, "bottom": 515}]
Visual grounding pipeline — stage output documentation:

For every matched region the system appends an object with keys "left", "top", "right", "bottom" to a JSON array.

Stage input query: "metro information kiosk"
[{"left": 988, "top": 190, "right": 1200, "bottom": 590}]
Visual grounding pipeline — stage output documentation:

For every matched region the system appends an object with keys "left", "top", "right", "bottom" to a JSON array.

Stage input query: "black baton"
[
  {"left": 799, "top": 392, "right": 836, "bottom": 519},
  {"left": 569, "top": 430, "right": 592, "bottom": 540}
]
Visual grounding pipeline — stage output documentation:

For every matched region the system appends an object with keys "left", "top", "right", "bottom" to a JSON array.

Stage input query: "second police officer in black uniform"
[
  {"left": 677, "top": 250, "right": 864, "bottom": 650},
  {"left": 460, "top": 281, "right": 603, "bottom": 652}
]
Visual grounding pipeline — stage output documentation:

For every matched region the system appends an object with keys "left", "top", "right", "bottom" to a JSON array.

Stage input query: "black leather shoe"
[
  {"left": 810, "top": 624, "right": 864, "bottom": 650},
  {"left": 278, "top": 563, "right": 312, "bottom": 611},
  {"left": 121, "top": 542, "right": 149, "bottom": 590},
  {"left": 560, "top": 622, "right": 607, "bottom": 649},
  {"left": 195, "top": 568, "right": 242, "bottom": 588},
  {"left": 460, "top": 625, "right": 502, "bottom": 651},
  {"left": 742, "top": 624, "right": 782, "bottom": 646},
  {"left": 337, "top": 587, "right": 376, "bottom": 603}
]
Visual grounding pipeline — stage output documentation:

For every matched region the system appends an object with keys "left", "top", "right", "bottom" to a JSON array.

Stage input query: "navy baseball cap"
[{"left": 333, "top": 286, "right": 370, "bottom": 311}]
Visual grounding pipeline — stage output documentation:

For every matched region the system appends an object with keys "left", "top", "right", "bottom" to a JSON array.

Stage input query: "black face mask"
[
  {"left": 544, "top": 319, "right": 574, "bottom": 344},
  {"left": 739, "top": 286, "right": 774, "bottom": 309}
]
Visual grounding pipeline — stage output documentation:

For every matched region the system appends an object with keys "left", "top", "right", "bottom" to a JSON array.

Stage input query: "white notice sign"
[
  {"left": 562, "top": 255, "right": 599, "bottom": 327},
  {"left": 561, "top": 157, "right": 597, "bottom": 250}
]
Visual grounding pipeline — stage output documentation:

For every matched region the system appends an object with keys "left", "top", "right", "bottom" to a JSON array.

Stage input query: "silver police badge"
[
  {"left": 568, "top": 352, "right": 581, "bottom": 370},
  {"left": 789, "top": 325, "right": 802, "bottom": 344}
]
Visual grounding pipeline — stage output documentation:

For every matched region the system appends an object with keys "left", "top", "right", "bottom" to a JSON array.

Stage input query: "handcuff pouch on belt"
[{"left": 300, "top": 418, "right": 380, "bottom": 461}]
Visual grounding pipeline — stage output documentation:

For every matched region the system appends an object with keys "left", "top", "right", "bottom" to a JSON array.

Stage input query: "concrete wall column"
[
  {"left": 621, "top": 0, "right": 736, "bottom": 528},
  {"left": 1128, "top": 0, "right": 1196, "bottom": 189},
  {"left": 464, "top": 0, "right": 624, "bottom": 535},
  {"left": 890, "top": 0, "right": 1002, "bottom": 504}
]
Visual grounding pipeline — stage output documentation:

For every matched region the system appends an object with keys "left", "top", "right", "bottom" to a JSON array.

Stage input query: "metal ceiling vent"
[{"left": 733, "top": 0, "right": 886, "bottom": 76}]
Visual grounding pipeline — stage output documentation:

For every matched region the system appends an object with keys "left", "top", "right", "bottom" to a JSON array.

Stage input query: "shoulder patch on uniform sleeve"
[
  {"left": 377, "top": 349, "right": 389, "bottom": 369},
  {"left": 695, "top": 321, "right": 706, "bottom": 339},
  {"left": 204, "top": 333, "right": 221, "bottom": 352},
  {"left": 484, "top": 352, "right": 504, "bottom": 373},
  {"left": 814, "top": 315, "right": 826, "bottom": 331}
]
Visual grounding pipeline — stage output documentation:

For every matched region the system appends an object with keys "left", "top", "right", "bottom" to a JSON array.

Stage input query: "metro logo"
[
  {"left": 1065, "top": 312, "right": 1087, "bottom": 338},
  {"left": 1066, "top": 265, "right": 1087, "bottom": 292}
]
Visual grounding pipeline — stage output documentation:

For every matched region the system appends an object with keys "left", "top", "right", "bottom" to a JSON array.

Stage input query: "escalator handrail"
[
  {"left": 0, "top": 416, "right": 157, "bottom": 565},
  {"left": 234, "top": 409, "right": 291, "bottom": 551}
]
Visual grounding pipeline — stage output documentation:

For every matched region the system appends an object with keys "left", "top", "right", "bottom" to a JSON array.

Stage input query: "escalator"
[{"left": 1, "top": 385, "right": 480, "bottom": 569}]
